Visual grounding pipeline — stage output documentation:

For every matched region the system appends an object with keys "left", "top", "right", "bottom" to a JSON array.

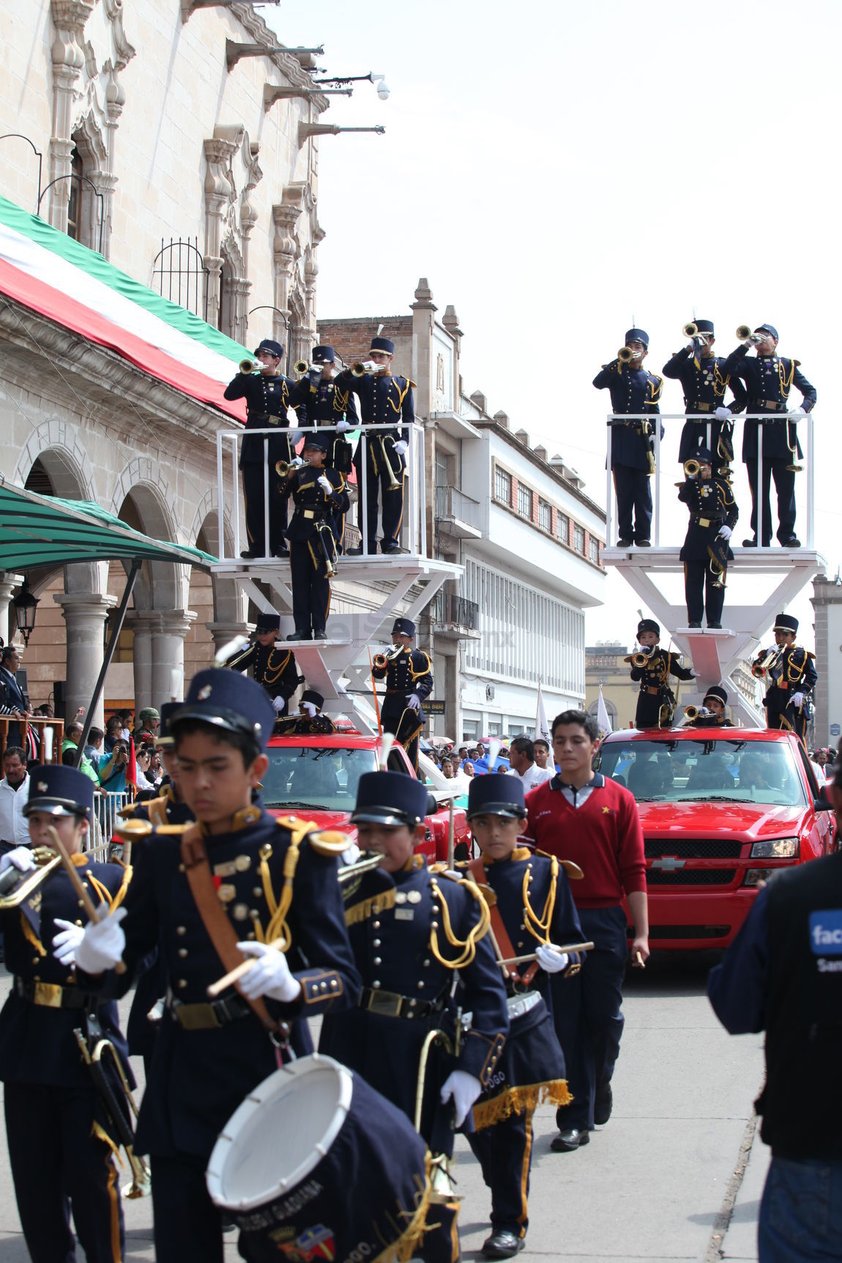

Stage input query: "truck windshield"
[
  {"left": 596, "top": 739, "right": 808, "bottom": 807},
  {"left": 262, "top": 746, "right": 377, "bottom": 809}
]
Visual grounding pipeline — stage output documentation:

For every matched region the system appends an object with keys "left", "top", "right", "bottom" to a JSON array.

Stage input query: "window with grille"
[
  {"left": 557, "top": 513, "right": 569, "bottom": 544},
  {"left": 589, "top": 537, "right": 600, "bottom": 563},
  {"left": 494, "top": 466, "right": 512, "bottom": 505},
  {"left": 574, "top": 524, "right": 586, "bottom": 553},
  {"left": 538, "top": 499, "right": 552, "bottom": 532},
  {"left": 152, "top": 238, "right": 209, "bottom": 319},
  {"left": 517, "top": 485, "right": 533, "bottom": 518}
]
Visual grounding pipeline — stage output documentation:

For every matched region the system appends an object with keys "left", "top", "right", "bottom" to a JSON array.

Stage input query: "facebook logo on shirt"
[{"left": 809, "top": 910, "right": 842, "bottom": 956}]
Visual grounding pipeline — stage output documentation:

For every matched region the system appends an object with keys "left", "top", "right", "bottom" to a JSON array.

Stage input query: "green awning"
[{"left": 0, "top": 478, "right": 217, "bottom": 570}]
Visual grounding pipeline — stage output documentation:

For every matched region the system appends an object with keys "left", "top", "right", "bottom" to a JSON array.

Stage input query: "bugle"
[
  {"left": 293, "top": 358, "right": 310, "bottom": 375},
  {"left": 683, "top": 704, "right": 700, "bottom": 721},
  {"left": 351, "top": 359, "right": 380, "bottom": 377},
  {"left": 683, "top": 457, "right": 702, "bottom": 478},
  {"left": 74, "top": 1028, "right": 151, "bottom": 1198},
  {"left": 617, "top": 346, "right": 635, "bottom": 363},
  {"left": 0, "top": 847, "right": 61, "bottom": 908},
  {"left": 372, "top": 644, "right": 402, "bottom": 670},
  {"left": 275, "top": 456, "right": 305, "bottom": 481},
  {"left": 337, "top": 851, "right": 382, "bottom": 883},
  {"left": 624, "top": 650, "right": 653, "bottom": 668},
  {"left": 786, "top": 418, "right": 803, "bottom": 473},
  {"left": 239, "top": 358, "right": 261, "bottom": 374},
  {"left": 315, "top": 521, "right": 337, "bottom": 578},
  {"left": 751, "top": 647, "right": 779, "bottom": 679},
  {"left": 378, "top": 435, "right": 402, "bottom": 490},
  {"left": 735, "top": 324, "right": 752, "bottom": 341},
  {"left": 683, "top": 321, "right": 699, "bottom": 338}
]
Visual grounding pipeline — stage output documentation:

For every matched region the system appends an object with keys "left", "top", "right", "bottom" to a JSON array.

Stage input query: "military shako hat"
[
  {"left": 637, "top": 618, "right": 660, "bottom": 637},
  {"left": 301, "top": 689, "right": 324, "bottom": 710},
  {"left": 694, "top": 447, "right": 714, "bottom": 465},
  {"left": 624, "top": 327, "right": 649, "bottom": 347},
  {"left": 23, "top": 764, "right": 94, "bottom": 819},
  {"left": 467, "top": 773, "right": 526, "bottom": 820},
  {"left": 392, "top": 617, "right": 416, "bottom": 638},
  {"left": 172, "top": 668, "right": 275, "bottom": 752},
  {"left": 255, "top": 339, "right": 284, "bottom": 358},
  {"left": 254, "top": 613, "right": 281, "bottom": 634},
  {"left": 370, "top": 336, "right": 395, "bottom": 355},
  {"left": 302, "top": 435, "right": 328, "bottom": 452},
  {"left": 703, "top": 686, "right": 728, "bottom": 708},
  {"left": 312, "top": 346, "right": 335, "bottom": 364},
  {"left": 350, "top": 771, "right": 430, "bottom": 827},
  {"left": 693, "top": 319, "right": 715, "bottom": 335},
  {"left": 774, "top": 613, "right": 799, "bottom": 635},
  {"left": 755, "top": 324, "right": 779, "bottom": 341}
]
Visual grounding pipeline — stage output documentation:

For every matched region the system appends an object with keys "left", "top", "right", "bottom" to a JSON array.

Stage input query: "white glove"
[
  {"left": 235, "top": 941, "right": 301, "bottom": 1002},
  {"left": 392, "top": 440, "right": 408, "bottom": 457},
  {"left": 440, "top": 1070, "right": 482, "bottom": 1127},
  {"left": 52, "top": 919, "right": 85, "bottom": 967},
  {"left": 272, "top": 696, "right": 286, "bottom": 715},
  {"left": 791, "top": 691, "right": 805, "bottom": 708},
  {"left": 405, "top": 693, "right": 421, "bottom": 712},
  {"left": 317, "top": 475, "right": 332, "bottom": 494},
  {"left": 335, "top": 419, "right": 351, "bottom": 434},
  {"left": 302, "top": 701, "right": 317, "bottom": 718},
  {"left": 746, "top": 333, "right": 764, "bottom": 346},
  {"left": 287, "top": 429, "right": 303, "bottom": 443},
  {"left": 535, "top": 944, "right": 570, "bottom": 974},
  {"left": 340, "top": 841, "right": 361, "bottom": 867},
  {"left": 717, "top": 525, "right": 732, "bottom": 540},
  {"left": 714, "top": 406, "right": 732, "bottom": 420},
  {"left": 289, "top": 456, "right": 306, "bottom": 470},
  {"left": 0, "top": 846, "right": 37, "bottom": 877},
  {"left": 788, "top": 407, "right": 806, "bottom": 423},
  {"left": 75, "top": 908, "right": 127, "bottom": 974}
]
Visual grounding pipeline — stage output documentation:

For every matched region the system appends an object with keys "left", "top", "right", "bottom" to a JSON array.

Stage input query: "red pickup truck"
[
  {"left": 262, "top": 730, "right": 470, "bottom": 862},
  {"left": 596, "top": 727, "right": 837, "bottom": 950}
]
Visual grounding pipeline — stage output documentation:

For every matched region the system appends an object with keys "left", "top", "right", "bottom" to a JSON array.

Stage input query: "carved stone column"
[
  {"left": 48, "top": 0, "right": 93, "bottom": 232},
  {"left": 54, "top": 590, "right": 117, "bottom": 726},
  {"left": 272, "top": 192, "right": 305, "bottom": 342},
  {"left": 0, "top": 573, "right": 19, "bottom": 646},
  {"left": 150, "top": 610, "right": 197, "bottom": 703},
  {"left": 125, "top": 611, "right": 156, "bottom": 712}
]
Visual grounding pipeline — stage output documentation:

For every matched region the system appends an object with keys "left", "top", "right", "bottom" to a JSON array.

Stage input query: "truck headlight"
[{"left": 750, "top": 838, "right": 799, "bottom": 859}]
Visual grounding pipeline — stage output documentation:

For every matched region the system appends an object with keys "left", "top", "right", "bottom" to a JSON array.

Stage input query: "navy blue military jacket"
[
  {"left": 765, "top": 644, "right": 817, "bottom": 701},
  {"left": 470, "top": 849, "right": 585, "bottom": 1004},
  {"left": 95, "top": 808, "right": 360, "bottom": 1160},
  {"left": 282, "top": 467, "right": 350, "bottom": 544},
  {"left": 339, "top": 369, "right": 415, "bottom": 440},
  {"left": 0, "top": 856, "right": 131, "bottom": 1087},
  {"left": 224, "top": 370, "right": 301, "bottom": 465},
  {"left": 723, "top": 345, "right": 817, "bottom": 461},
  {"left": 662, "top": 348, "right": 746, "bottom": 415},
  {"left": 678, "top": 475, "right": 739, "bottom": 563},
  {"left": 372, "top": 646, "right": 433, "bottom": 708},
  {"left": 319, "top": 859, "right": 508, "bottom": 1115},
  {"left": 629, "top": 647, "right": 695, "bottom": 692},
  {"left": 593, "top": 360, "right": 662, "bottom": 470},
  {"left": 289, "top": 373, "right": 359, "bottom": 427},
  {"left": 225, "top": 641, "right": 300, "bottom": 704}
]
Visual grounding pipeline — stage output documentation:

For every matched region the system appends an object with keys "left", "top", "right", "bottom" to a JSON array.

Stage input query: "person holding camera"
[{"left": 97, "top": 740, "right": 130, "bottom": 794}]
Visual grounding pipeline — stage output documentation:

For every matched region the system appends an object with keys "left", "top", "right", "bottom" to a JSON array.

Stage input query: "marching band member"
[
  {"left": 593, "top": 328, "right": 662, "bottom": 548},
  {"left": 224, "top": 611, "right": 301, "bottom": 717},
  {"left": 683, "top": 686, "right": 734, "bottom": 728},
  {"left": 289, "top": 344, "right": 357, "bottom": 548},
  {"left": 626, "top": 619, "right": 695, "bottom": 729},
  {"left": 525, "top": 711, "right": 649, "bottom": 1155},
  {"left": 68, "top": 669, "right": 360, "bottom": 1263},
  {"left": 723, "top": 324, "right": 816, "bottom": 548},
  {"left": 0, "top": 765, "right": 132, "bottom": 1263},
  {"left": 274, "top": 688, "right": 337, "bottom": 735},
  {"left": 677, "top": 447, "right": 739, "bottom": 629},
  {"left": 319, "top": 770, "right": 509, "bottom": 1263},
  {"left": 464, "top": 774, "right": 585, "bottom": 1259},
  {"left": 752, "top": 613, "right": 817, "bottom": 742},
  {"left": 662, "top": 319, "right": 746, "bottom": 467},
  {"left": 341, "top": 335, "right": 415, "bottom": 555},
  {"left": 280, "top": 435, "right": 349, "bottom": 642},
  {"left": 371, "top": 617, "right": 433, "bottom": 772},
  {"left": 223, "top": 338, "right": 301, "bottom": 560}
]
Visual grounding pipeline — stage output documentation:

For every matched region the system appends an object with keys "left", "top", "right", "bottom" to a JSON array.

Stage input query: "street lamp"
[{"left": 11, "top": 579, "right": 39, "bottom": 646}]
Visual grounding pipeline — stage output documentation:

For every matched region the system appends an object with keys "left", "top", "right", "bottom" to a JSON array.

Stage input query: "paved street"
[{"left": 0, "top": 951, "right": 767, "bottom": 1262}]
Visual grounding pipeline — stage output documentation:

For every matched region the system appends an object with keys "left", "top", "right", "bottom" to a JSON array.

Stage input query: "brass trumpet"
[
  {"left": 684, "top": 457, "right": 702, "bottom": 478},
  {"left": 617, "top": 346, "right": 635, "bottom": 363},
  {"left": 683, "top": 322, "right": 699, "bottom": 338},
  {"left": 624, "top": 650, "right": 653, "bottom": 668},
  {"left": 683, "top": 704, "right": 700, "bottom": 721},
  {"left": 293, "top": 358, "right": 310, "bottom": 375},
  {"left": 352, "top": 359, "right": 381, "bottom": 376},
  {"left": 736, "top": 324, "right": 752, "bottom": 341},
  {"left": 373, "top": 645, "right": 403, "bottom": 670},
  {"left": 337, "top": 851, "right": 383, "bottom": 883},
  {"left": 0, "top": 847, "right": 61, "bottom": 908},
  {"left": 275, "top": 457, "right": 305, "bottom": 480},
  {"left": 751, "top": 647, "right": 780, "bottom": 679},
  {"left": 239, "top": 358, "right": 261, "bottom": 374}
]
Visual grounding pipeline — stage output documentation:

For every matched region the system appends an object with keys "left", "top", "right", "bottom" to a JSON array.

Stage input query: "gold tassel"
[
  {"left": 20, "top": 915, "right": 46, "bottom": 957},
  {"left": 372, "top": 1151, "right": 434, "bottom": 1263},
  {"left": 345, "top": 888, "right": 397, "bottom": 927},
  {"left": 471, "top": 1080, "right": 572, "bottom": 1131}
]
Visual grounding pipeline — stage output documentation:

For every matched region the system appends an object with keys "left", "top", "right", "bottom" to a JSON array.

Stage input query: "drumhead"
[{"left": 206, "top": 1053, "right": 352, "bottom": 1211}]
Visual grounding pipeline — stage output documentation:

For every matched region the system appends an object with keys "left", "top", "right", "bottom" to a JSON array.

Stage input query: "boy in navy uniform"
[
  {"left": 594, "top": 328, "right": 662, "bottom": 548},
  {"left": 371, "top": 617, "right": 433, "bottom": 771},
  {"left": 280, "top": 435, "right": 350, "bottom": 641},
  {"left": 319, "top": 770, "right": 509, "bottom": 1263},
  {"left": 626, "top": 619, "right": 695, "bottom": 728},
  {"left": 69, "top": 669, "right": 360, "bottom": 1263},
  {"left": 289, "top": 344, "right": 357, "bottom": 481},
  {"left": 677, "top": 447, "right": 739, "bottom": 628},
  {"left": 225, "top": 611, "right": 301, "bottom": 718},
  {"left": 753, "top": 613, "right": 817, "bottom": 742},
  {"left": 684, "top": 685, "right": 734, "bottom": 728},
  {"left": 274, "top": 688, "right": 337, "bottom": 735},
  {"left": 341, "top": 336, "right": 414, "bottom": 555},
  {"left": 723, "top": 323, "right": 816, "bottom": 548},
  {"left": 464, "top": 775, "right": 586, "bottom": 1259},
  {"left": 662, "top": 319, "right": 746, "bottom": 468},
  {"left": 0, "top": 765, "right": 132, "bottom": 1263},
  {"left": 223, "top": 338, "right": 301, "bottom": 559}
]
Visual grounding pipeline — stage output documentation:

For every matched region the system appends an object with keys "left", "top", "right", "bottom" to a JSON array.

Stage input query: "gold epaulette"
[
  {"left": 408, "top": 377, "right": 417, "bottom": 388},
  {"left": 274, "top": 815, "right": 322, "bottom": 850},
  {"left": 113, "top": 819, "right": 153, "bottom": 843},
  {"left": 307, "top": 829, "right": 351, "bottom": 857},
  {"left": 118, "top": 802, "right": 141, "bottom": 819},
  {"left": 155, "top": 823, "right": 191, "bottom": 836}
]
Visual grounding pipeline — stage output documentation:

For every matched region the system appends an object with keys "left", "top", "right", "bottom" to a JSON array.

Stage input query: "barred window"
[
  {"left": 494, "top": 466, "right": 512, "bottom": 505},
  {"left": 557, "top": 513, "right": 569, "bottom": 544},
  {"left": 589, "top": 537, "right": 600, "bottom": 563},
  {"left": 517, "top": 484, "right": 533, "bottom": 518},
  {"left": 574, "top": 524, "right": 586, "bottom": 553},
  {"left": 538, "top": 499, "right": 552, "bottom": 532}
]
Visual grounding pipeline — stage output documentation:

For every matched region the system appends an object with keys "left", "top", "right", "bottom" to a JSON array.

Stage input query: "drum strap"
[
  {"left": 180, "top": 826, "right": 281, "bottom": 1035},
  {"left": 467, "top": 859, "right": 539, "bottom": 987}
]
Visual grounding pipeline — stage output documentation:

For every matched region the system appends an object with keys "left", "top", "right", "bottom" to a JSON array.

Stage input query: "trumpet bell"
[
  {"left": 736, "top": 324, "right": 752, "bottom": 340},
  {"left": 239, "top": 358, "right": 260, "bottom": 374},
  {"left": 683, "top": 321, "right": 699, "bottom": 338},
  {"left": 683, "top": 457, "right": 702, "bottom": 478},
  {"left": 351, "top": 361, "right": 367, "bottom": 377},
  {"left": 293, "top": 359, "right": 310, "bottom": 376},
  {"left": 0, "top": 849, "right": 61, "bottom": 909},
  {"left": 617, "top": 346, "right": 634, "bottom": 363}
]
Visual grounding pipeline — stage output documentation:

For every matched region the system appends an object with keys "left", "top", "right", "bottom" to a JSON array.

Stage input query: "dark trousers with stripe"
[
  {"left": 467, "top": 1109, "right": 534, "bottom": 1238},
  {"left": 551, "top": 905, "right": 627, "bottom": 1132},
  {"left": 683, "top": 559, "right": 725, "bottom": 626},
  {"left": 355, "top": 447, "right": 405, "bottom": 551},
  {"left": 290, "top": 541, "right": 330, "bottom": 637},
  {"left": 612, "top": 466, "right": 652, "bottom": 543},
  {"left": 241, "top": 462, "right": 288, "bottom": 556},
  {"left": 5, "top": 1080, "right": 125, "bottom": 1263},
  {"left": 380, "top": 697, "right": 424, "bottom": 771},
  {"left": 746, "top": 456, "right": 796, "bottom": 545}
]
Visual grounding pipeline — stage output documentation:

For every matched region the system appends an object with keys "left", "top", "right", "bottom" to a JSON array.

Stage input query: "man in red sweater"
[{"left": 525, "top": 709, "right": 649, "bottom": 1153}]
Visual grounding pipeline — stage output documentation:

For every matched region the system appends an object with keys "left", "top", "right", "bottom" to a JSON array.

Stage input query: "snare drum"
[{"left": 206, "top": 1053, "right": 430, "bottom": 1263}]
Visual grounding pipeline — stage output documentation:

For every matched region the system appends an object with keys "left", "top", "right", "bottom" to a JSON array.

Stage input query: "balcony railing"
[
  {"left": 432, "top": 592, "right": 480, "bottom": 631},
  {"left": 435, "top": 484, "right": 482, "bottom": 531}
]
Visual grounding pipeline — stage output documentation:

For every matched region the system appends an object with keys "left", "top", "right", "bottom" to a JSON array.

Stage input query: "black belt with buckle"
[
  {"left": 14, "top": 977, "right": 90, "bottom": 1009},
  {"left": 360, "top": 987, "right": 444, "bottom": 1020},
  {"left": 691, "top": 402, "right": 712, "bottom": 412},
  {"left": 167, "top": 994, "right": 252, "bottom": 1031},
  {"left": 248, "top": 413, "right": 282, "bottom": 426}
]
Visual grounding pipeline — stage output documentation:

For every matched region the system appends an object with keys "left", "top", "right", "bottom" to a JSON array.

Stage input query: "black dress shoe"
[
  {"left": 781, "top": 536, "right": 801, "bottom": 548},
  {"left": 707, "top": 622, "right": 722, "bottom": 629},
  {"left": 550, "top": 1127, "right": 590, "bottom": 1152},
  {"left": 273, "top": 547, "right": 290, "bottom": 558},
  {"left": 616, "top": 537, "right": 633, "bottom": 548},
  {"left": 741, "top": 538, "right": 757, "bottom": 548},
  {"left": 240, "top": 550, "right": 259, "bottom": 560},
  {"left": 286, "top": 632, "right": 311, "bottom": 642},
  {"left": 313, "top": 631, "right": 328, "bottom": 640},
  {"left": 481, "top": 1230, "right": 525, "bottom": 1259},
  {"left": 688, "top": 621, "right": 702, "bottom": 628},
  {"left": 381, "top": 543, "right": 402, "bottom": 554},
  {"left": 594, "top": 1082, "right": 613, "bottom": 1125},
  {"left": 636, "top": 538, "right": 651, "bottom": 547},
  {"left": 346, "top": 546, "right": 363, "bottom": 555}
]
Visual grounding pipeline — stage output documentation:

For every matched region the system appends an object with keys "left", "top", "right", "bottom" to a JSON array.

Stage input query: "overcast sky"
[{"left": 268, "top": 0, "right": 839, "bottom": 645}]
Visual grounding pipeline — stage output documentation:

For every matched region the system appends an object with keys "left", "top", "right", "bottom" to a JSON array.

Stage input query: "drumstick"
[
  {"left": 206, "top": 933, "right": 288, "bottom": 998},
  {"left": 48, "top": 826, "right": 126, "bottom": 974},
  {"left": 497, "top": 940, "right": 596, "bottom": 967}
]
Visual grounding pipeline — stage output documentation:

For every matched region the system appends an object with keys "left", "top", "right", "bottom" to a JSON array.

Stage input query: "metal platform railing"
[{"left": 215, "top": 421, "right": 428, "bottom": 561}]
